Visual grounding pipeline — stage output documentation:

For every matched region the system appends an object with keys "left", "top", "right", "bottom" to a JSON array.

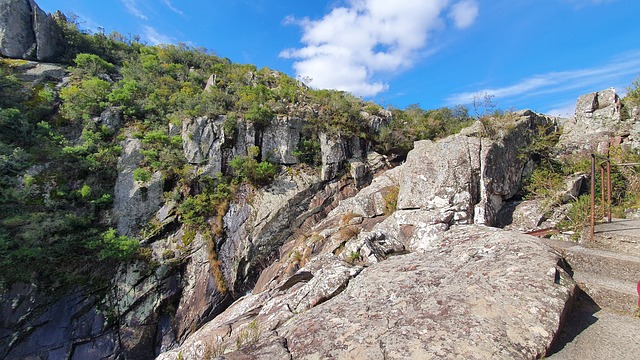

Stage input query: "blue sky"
[{"left": 37, "top": 0, "right": 640, "bottom": 117}]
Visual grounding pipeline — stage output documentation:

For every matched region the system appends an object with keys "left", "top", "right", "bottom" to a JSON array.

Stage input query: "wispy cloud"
[
  {"left": 448, "top": 0, "right": 479, "bottom": 29},
  {"left": 161, "top": 0, "right": 184, "bottom": 16},
  {"left": 546, "top": 101, "right": 577, "bottom": 118},
  {"left": 280, "top": 0, "right": 479, "bottom": 97},
  {"left": 142, "top": 25, "right": 173, "bottom": 45},
  {"left": 121, "top": 0, "right": 147, "bottom": 20},
  {"left": 445, "top": 50, "right": 640, "bottom": 107},
  {"left": 563, "top": 0, "right": 618, "bottom": 9}
]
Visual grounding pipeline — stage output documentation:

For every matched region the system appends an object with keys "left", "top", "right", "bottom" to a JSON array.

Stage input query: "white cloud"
[
  {"left": 281, "top": 0, "right": 478, "bottom": 97},
  {"left": 445, "top": 51, "right": 640, "bottom": 106},
  {"left": 161, "top": 0, "right": 184, "bottom": 16},
  {"left": 121, "top": 0, "right": 147, "bottom": 20},
  {"left": 142, "top": 25, "right": 173, "bottom": 45},
  {"left": 449, "top": 0, "right": 479, "bottom": 29}
]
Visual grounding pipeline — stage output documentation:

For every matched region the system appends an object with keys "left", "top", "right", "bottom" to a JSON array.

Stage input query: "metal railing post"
[
  {"left": 601, "top": 165, "right": 605, "bottom": 219},
  {"left": 590, "top": 154, "right": 596, "bottom": 242},
  {"left": 607, "top": 160, "right": 612, "bottom": 223}
]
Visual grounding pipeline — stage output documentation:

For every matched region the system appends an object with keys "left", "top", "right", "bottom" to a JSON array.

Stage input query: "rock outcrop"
[
  {"left": 219, "top": 168, "right": 325, "bottom": 293},
  {"left": 182, "top": 116, "right": 228, "bottom": 175},
  {"left": 398, "top": 110, "right": 556, "bottom": 227},
  {"left": 320, "top": 133, "right": 366, "bottom": 181},
  {"left": 0, "top": 0, "right": 64, "bottom": 61},
  {"left": 158, "top": 226, "right": 576, "bottom": 359},
  {"left": 0, "top": 231, "right": 232, "bottom": 359},
  {"left": 558, "top": 88, "right": 640, "bottom": 153},
  {"left": 113, "top": 137, "right": 164, "bottom": 237},
  {"left": 260, "top": 116, "right": 304, "bottom": 164}
]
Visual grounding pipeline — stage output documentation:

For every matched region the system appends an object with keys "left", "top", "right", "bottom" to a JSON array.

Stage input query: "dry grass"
[
  {"left": 383, "top": 185, "right": 399, "bottom": 216},
  {"left": 205, "top": 232, "right": 227, "bottom": 293},
  {"left": 340, "top": 211, "right": 362, "bottom": 225},
  {"left": 338, "top": 225, "right": 360, "bottom": 240}
]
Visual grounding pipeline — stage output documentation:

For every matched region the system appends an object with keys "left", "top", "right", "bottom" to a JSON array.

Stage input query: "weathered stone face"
[
  {"left": 319, "top": 133, "right": 348, "bottom": 181},
  {"left": 219, "top": 169, "right": 324, "bottom": 293},
  {"left": 397, "top": 111, "right": 557, "bottom": 227},
  {"left": 157, "top": 226, "right": 576, "bottom": 359},
  {"left": 278, "top": 226, "right": 575, "bottom": 360},
  {"left": 0, "top": 0, "right": 64, "bottom": 61},
  {"left": 397, "top": 136, "right": 481, "bottom": 216},
  {"left": 113, "top": 137, "right": 164, "bottom": 237},
  {"left": 181, "top": 116, "right": 227, "bottom": 176},
  {"left": 261, "top": 116, "right": 303, "bottom": 164},
  {"left": 319, "top": 133, "right": 367, "bottom": 182},
  {"left": 558, "top": 88, "right": 636, "bottom": 154},
  {"left": 0, "top": 0, "right": 35, "bottom": 58},
  {"left": 30, "top": 0, "right": 64, "bottom": 60}
]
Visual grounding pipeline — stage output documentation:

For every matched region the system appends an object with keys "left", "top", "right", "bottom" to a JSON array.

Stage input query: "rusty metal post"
[
  {"left": 601, "top": 165, "right": 605, "bottom": 219},
  {"left": 607, "top": 160, "right": 612, "bottom": 223},
  {"left": 591, "top": 154, "right": 596, "bottom": 242}
]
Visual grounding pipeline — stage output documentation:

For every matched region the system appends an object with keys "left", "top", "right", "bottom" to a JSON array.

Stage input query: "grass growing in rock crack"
[
  {"left": 383, "top": 185, "right": 399, "bottom": 216},
  {"left": 204, "top": 337, "right": 228, "bottom": 359},
  {"left": 235, "top": 319, "right": 261, "bottom": 350},
  {"left": 347, "top": 251, "right": 362, "bottom": 264}
]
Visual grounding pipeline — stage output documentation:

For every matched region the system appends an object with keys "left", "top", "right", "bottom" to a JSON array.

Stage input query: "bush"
[
  {"left": 524, "top": 166, "right": 564, "bottom": 203},
  {"left": 293, "top": 138, "right": 321, "bottom": 166},
  {"left": 229, "top": 146, "right": 278, "bottom": 187},
  {"left": 558, "top": 195, "right": 591, "bottom": 240},
  {"left": 625, "top": 76, "right": 640, "bottom": 105},
  {"left": 245, "top": 103, "right": 273, "bottom": 129},
  {"left": 96, "top": 228, "right": 139, "bottom": 260},
  {"left": 73, "top": 53, "right": 115, "bottom": 77},
  {"left": 60, "top": 77, "right": 112, "bottom": 120},
  {"left": 177, "top": 181, "right": 232, "bottom": 231},
  {"left": 133, "top": 168, "right": 151, "bottom": 182}
]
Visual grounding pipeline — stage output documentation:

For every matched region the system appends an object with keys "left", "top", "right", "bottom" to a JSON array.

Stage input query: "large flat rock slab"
[{"left": 277, "top": 226, "right": 576, "bottom": 359}]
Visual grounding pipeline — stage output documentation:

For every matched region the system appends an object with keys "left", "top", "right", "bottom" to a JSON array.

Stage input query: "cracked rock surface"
[{"left": 158, "top": 225, "right": 576, "bottom": 359}]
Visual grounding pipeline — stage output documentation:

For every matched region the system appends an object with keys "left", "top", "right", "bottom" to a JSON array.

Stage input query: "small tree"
[{"left": 625, "top": 76, "right": 640, "bottom": 105}]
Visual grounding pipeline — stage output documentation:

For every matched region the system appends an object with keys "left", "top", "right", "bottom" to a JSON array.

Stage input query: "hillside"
[{"left": 2, "top": 1, "right": 640, "bottom": 359}]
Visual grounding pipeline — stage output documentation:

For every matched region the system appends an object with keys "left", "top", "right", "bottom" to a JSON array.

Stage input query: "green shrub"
[
  {"left": 245, "top": 103, "right": 273, "bottom": 129},
  {"left": 625, "top": 76, "right": 640, "bottom": 105},
  {"left": 347, "top": 251, "right": 361, "bottom": 264},
  {"left": 73, "top": 53, "right": 115, "bottom": 77},
  {"left": 95, "top": 228, "right": 139, "bottom": 260},
  {"left": 142, "top": 130, "right": 170, "bottom": 145},
  {"left": 229, "top": 146, "right": 278, "bottom": 187},
  {"left": 293, "top": 138, "right": 321, "bottom": 166},
  {"left": 558, "top": 195, "right": 591, "bottom": 240},
  {"left": 177, "top": 181, "right": 232, "bottom": 231},
  {"left": 524, "top": 166, "right": 565, "bottom": 203},
  {"left": 133, "top": 168, "right": 151, "bottom": 182},
  {"left": 79, "top": 184, "right": 92, "bottom": 198},
  {"left": 60, "top": 77, "right": 112, "bottom": 120}
]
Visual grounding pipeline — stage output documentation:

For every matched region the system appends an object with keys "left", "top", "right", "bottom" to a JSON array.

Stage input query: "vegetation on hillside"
[{"left": 0, "top": 15, "right": 476, "bottom": 292}]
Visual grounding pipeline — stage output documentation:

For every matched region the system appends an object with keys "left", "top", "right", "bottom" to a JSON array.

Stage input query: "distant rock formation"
[
  {"left": 558, "top": 88, "right": 640, "bottom": 153},
  {"left": 0, "top": 0, "right": 64, "bottom": 61}
]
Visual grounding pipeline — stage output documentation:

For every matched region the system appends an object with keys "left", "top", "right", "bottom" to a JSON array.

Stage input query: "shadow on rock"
[{"left": 546, "top": 290, "right": 601, "bottom": 356}]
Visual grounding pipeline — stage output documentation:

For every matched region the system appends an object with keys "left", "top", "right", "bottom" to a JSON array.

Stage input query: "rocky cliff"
[
  {"left": 0, "top": 0, "right": 64, "bottom": 61},
  {"left": 2, "top": 2, "right": 639, "bottom": 356},
  {"left": 559, "top": 88, "right": 640, "bottom": 153}
]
